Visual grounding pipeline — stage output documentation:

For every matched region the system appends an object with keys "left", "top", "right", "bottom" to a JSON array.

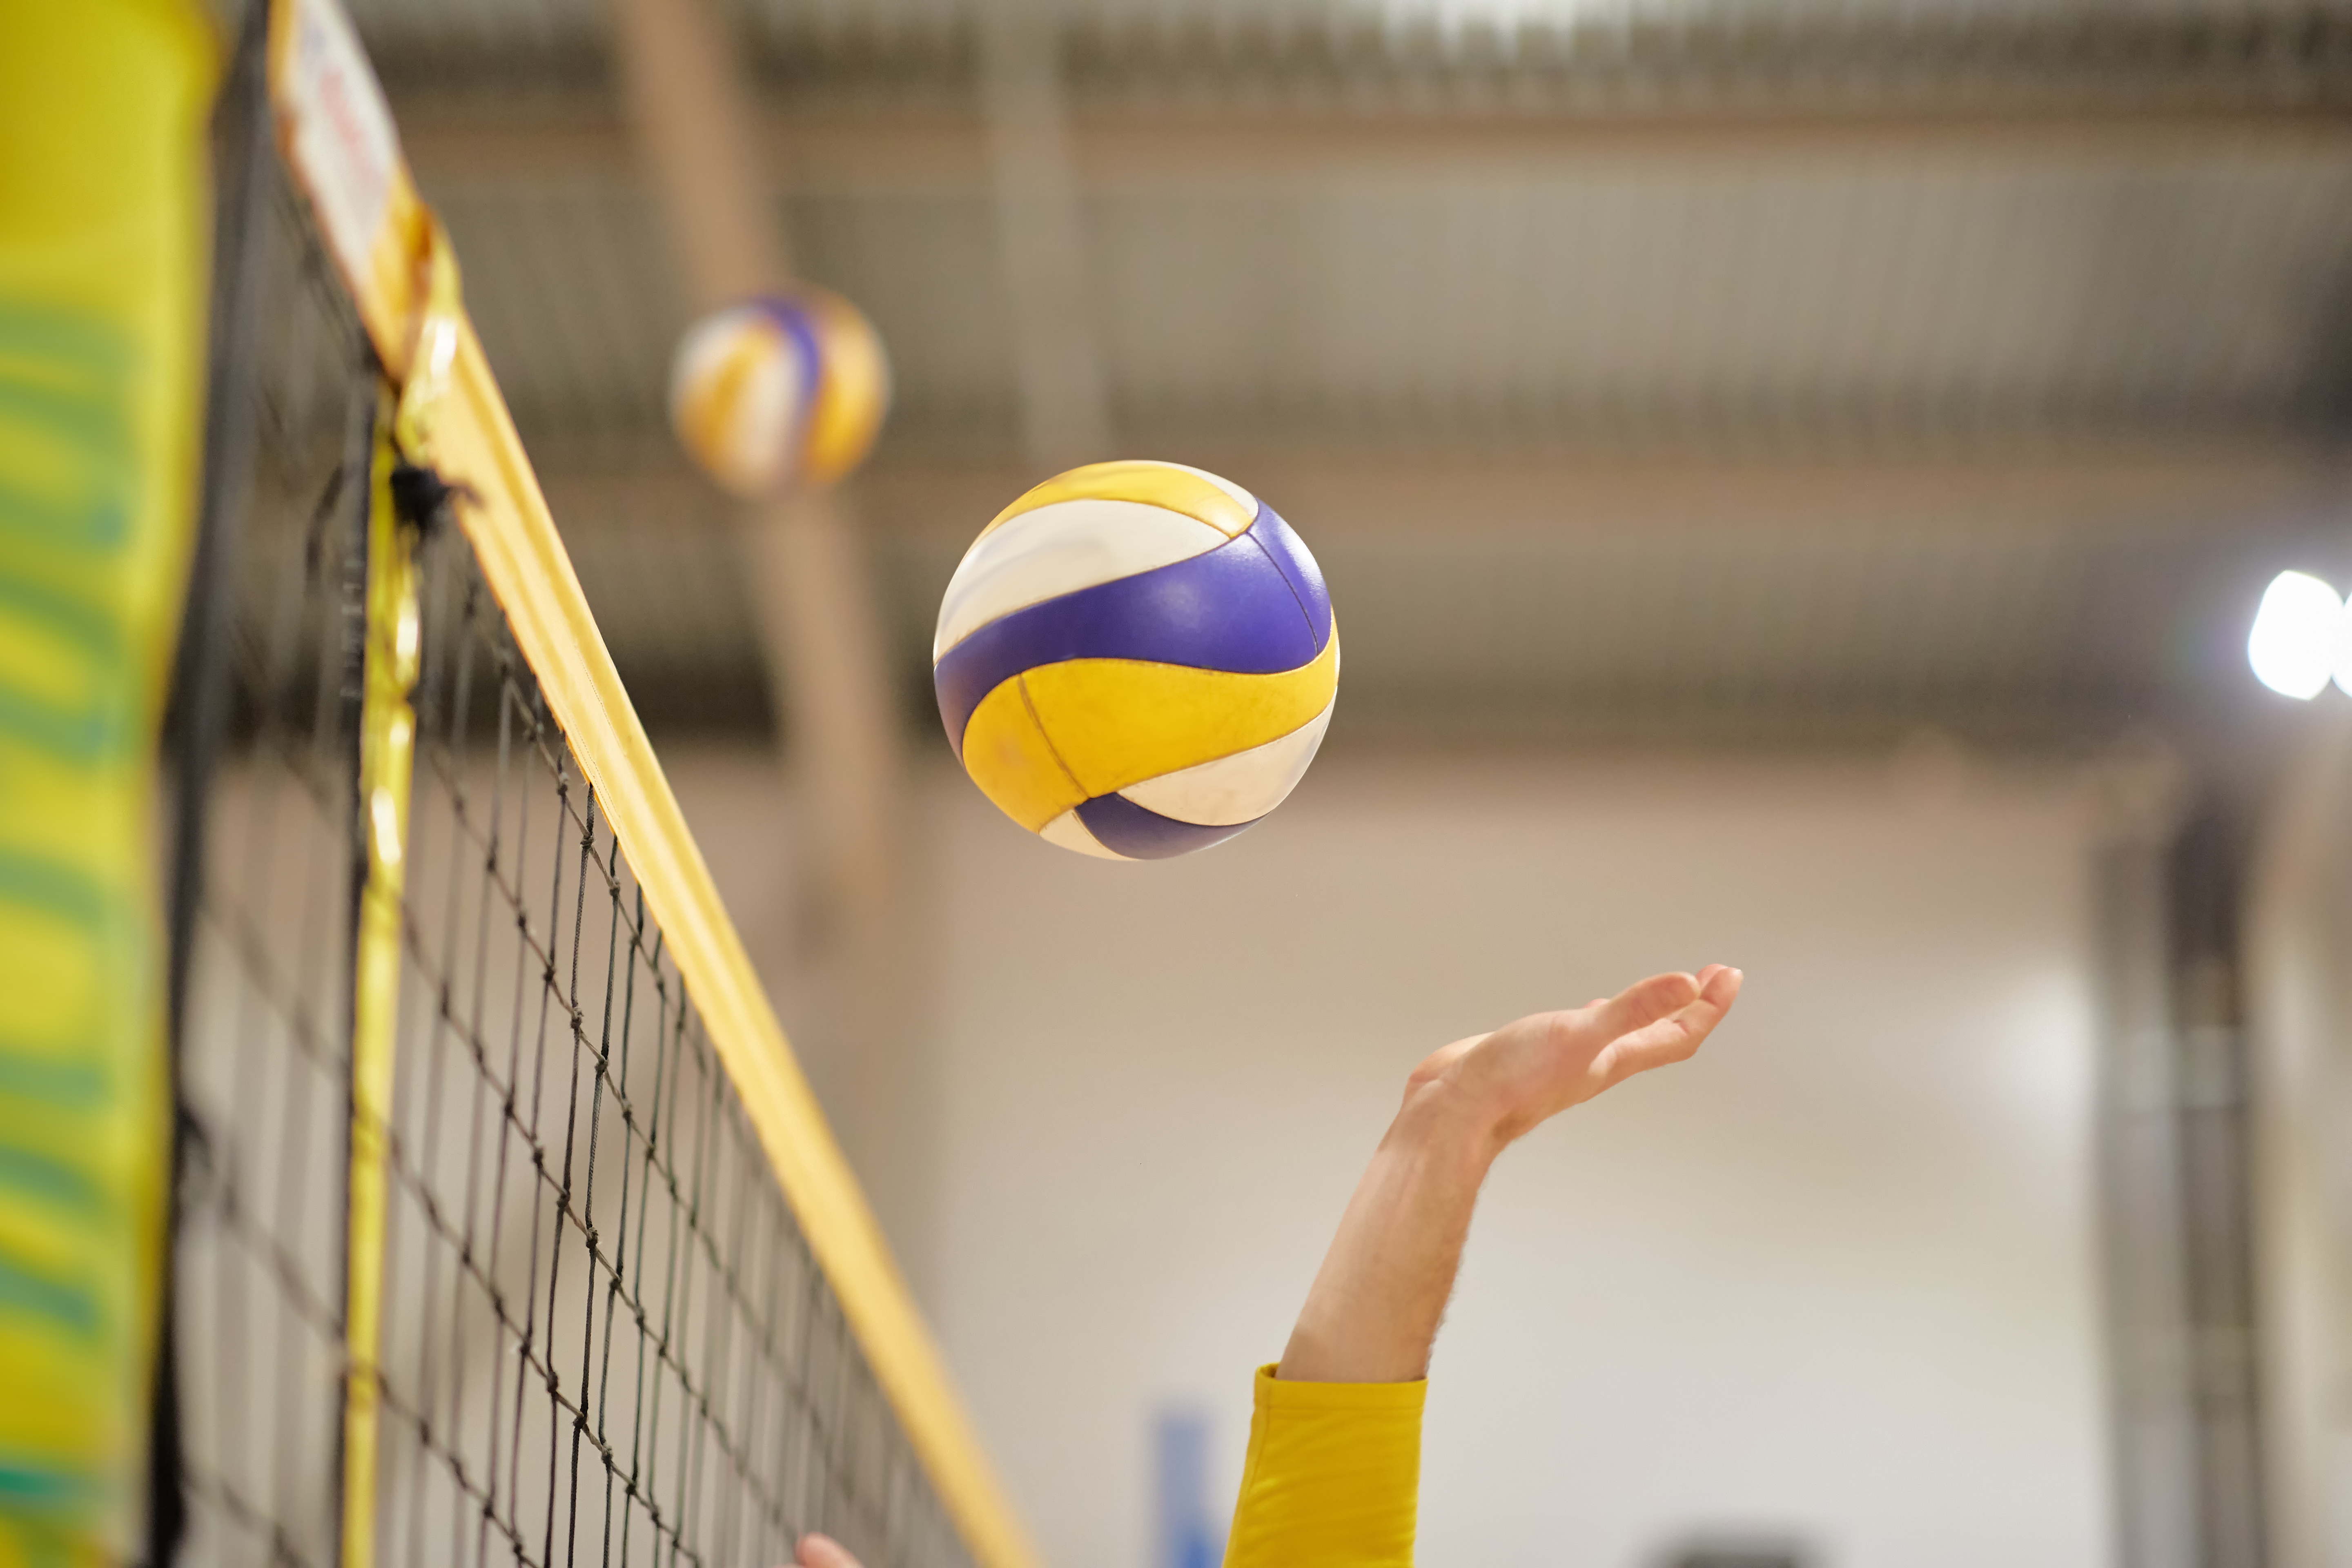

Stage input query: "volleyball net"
[{"left": 162, "top": 4, "right": 1030, "bottom": 1566}]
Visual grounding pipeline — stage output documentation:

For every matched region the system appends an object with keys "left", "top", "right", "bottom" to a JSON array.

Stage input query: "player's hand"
[
  {"left": 788, "top": 1534, "right": 861, "bottom": 1568},
  {"left": 1408, "top": 965, "right": 1743, "bottom": 1155}
]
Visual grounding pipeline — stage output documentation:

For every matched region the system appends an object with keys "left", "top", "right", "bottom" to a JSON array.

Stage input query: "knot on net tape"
[{"left": 387, "top": 460, "right": 475, "bottom": 537}]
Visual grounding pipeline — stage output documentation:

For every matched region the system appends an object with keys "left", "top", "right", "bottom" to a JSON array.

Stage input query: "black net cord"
[{"left": 154, "top": 7, "right": 276, "bottom": 1561}]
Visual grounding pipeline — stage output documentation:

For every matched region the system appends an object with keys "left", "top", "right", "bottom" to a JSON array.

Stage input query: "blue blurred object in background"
[{"left": 1153, "top": 1404, "right": 1225, "bottom": 1568}]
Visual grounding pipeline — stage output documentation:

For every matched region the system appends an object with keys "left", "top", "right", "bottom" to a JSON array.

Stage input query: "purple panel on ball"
[
  {"left": 1242, "top": 502, "right": 1332, "bottom": 652},
  {"left": 933, "top": 526, "right": 1321, "bottom": 755},
  {"left": 1076, "top": 792, "right": 1262, "bottom": 859},
  {"left": 753, "top": 294, "right": 826, "bottom": 423}
]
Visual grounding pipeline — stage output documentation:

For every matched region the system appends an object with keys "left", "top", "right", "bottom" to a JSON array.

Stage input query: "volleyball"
[
  {"left": 667, "top": 288, "right": 891, "bottom": 496},
  {"left": 934, "top": 460, "right": 1339, "bottom": 859}
]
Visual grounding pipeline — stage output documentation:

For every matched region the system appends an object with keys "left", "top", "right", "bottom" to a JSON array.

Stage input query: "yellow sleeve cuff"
[{"left": 1223, "top": 1365, "right": 1425, "bottom": 1568}]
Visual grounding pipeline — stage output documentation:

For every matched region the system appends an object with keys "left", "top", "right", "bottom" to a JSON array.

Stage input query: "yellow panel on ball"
[
  {"left": 979, "top": 459, "right": 1258, "bottom": 543},
  {"left": 1026, "top": 633, "right": 1339, "bottom": 799},
  {"left": 935, "top": 459, "right": 1339, "bottom": 860},
  {"left": 960, "top": 677, "right": 1089, "bottom": 832},
  {"left": 800, "top": 287, "right": 891, "bottom": 485}
]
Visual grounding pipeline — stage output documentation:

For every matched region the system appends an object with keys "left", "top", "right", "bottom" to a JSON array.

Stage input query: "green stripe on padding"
[
  {"left": 0, "top": 1453, "right": 99, "bottom": 1510},
  {"left": 0, "top": 1143, "right": 103, "bottom": 1214},
  {"left": 0, "top": 1047, "right": 105, "bottom": 1110},
  {"left": 0, "top": 1250, "right": 100, "bottom": 1340}
]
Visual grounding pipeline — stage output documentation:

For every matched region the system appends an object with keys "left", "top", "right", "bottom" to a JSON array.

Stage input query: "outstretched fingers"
[
  {"left": 1597, "top": 965, "right": 1743, "bottom": 1085},
  {"left": 1589, "top": 969, "right": 1701, "bottom": 1039}
]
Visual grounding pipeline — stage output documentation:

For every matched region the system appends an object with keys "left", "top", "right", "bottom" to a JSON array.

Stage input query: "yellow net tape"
[
  {"left": 338, "top": 382, "right": 415, "bottom": 1568},
  {"left": 336, "top": 220, "right": 454, "bottom": 1568}
]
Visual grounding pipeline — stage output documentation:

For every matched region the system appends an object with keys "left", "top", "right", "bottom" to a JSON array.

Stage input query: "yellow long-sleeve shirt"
[{"left": 1223, "top": 1366, "right": 1426, "bottom": 1568}]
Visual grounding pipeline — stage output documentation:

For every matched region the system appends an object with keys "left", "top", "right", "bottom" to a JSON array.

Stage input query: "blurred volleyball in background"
[
  {"left": 668, "top": 288, "right": 891, "bottom": 496},
  {"left": 934, "top": 460, "right": 1338, "bottom": 860}
]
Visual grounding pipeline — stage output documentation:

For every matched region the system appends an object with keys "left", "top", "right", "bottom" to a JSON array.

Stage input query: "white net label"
[{"left": 278, "top": 0, "right": 401, "bottom": 314}]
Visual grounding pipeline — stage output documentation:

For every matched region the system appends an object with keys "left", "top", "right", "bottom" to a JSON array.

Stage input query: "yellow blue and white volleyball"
[
  {"left": 934, "top": 460, "right": 1339, "bottom": 859},
  {"left": 668, "top": 287, "right": 891, "bottom": 496}
]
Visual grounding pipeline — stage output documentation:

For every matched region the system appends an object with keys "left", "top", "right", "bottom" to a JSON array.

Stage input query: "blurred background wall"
[
  {"left": 920, "top": 753, "right": 2111, "bottom": 1568},
  {"left": 295, "top": 0, "right": 2352, "bottom": 1564},
  {"left": 675, "top": 740, "right": 2138, "bottom": 1568}
]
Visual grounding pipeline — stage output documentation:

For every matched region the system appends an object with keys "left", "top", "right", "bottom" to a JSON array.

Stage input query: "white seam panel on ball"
[
  {"left": 1039, "top": 807, "right": 1130, "bottom": 860},
  {"left": 933, "top": 498, "right": 1227, "bottom": 659},
  {"left": 731, "top": 348, "right": 800, "bottom": 492},
  {"left": 668, "top": 314, "right": 742, "bottom": 456},
  {"left": 668, "top": 310, "right": 750, "bottom": 410},
  {"left": 1115, "top": 696, "right": 1335, "bottom": 826}
]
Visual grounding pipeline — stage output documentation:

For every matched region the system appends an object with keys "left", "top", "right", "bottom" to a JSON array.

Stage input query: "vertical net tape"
[{"left": 174, "top": 148, "right": 978, "bottom": 1568}]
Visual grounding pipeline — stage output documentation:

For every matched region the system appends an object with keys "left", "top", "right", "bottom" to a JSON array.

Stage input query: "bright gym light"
[{"left": 2247, "top": 570, "right": 2348, "bottom": 700}]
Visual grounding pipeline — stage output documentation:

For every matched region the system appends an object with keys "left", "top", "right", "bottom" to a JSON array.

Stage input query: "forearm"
[
  {"left": 1228, "top": 969, "right": 1738, "bottom": 1568},
  {"left": 1276, "top": 966, "right": 1741, "bottom": 1388},
  {"left": 1279, "top": 1083, "right": 1498, "bottom": 1384}
]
